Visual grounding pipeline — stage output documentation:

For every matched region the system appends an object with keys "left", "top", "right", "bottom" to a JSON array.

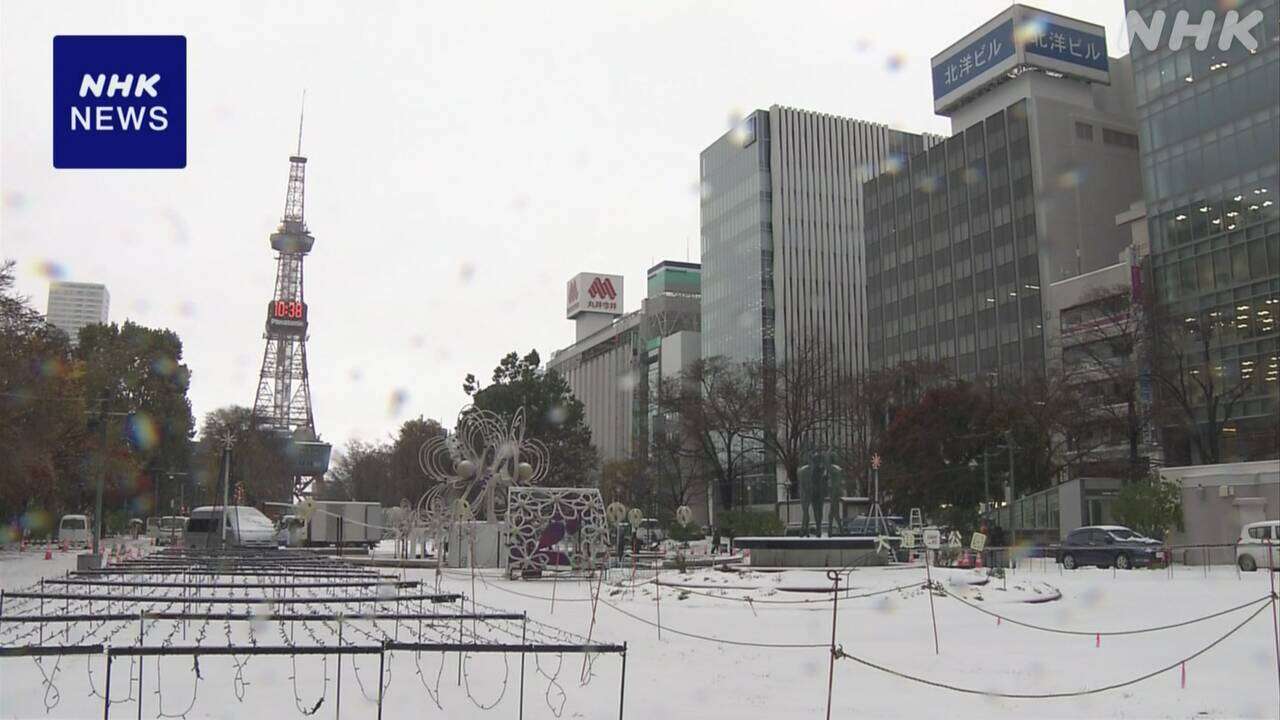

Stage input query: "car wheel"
[
  {"left": 1114, "top": 552, "right": 1131, "bottom": 570},
  {"left": 1239, "top": 554, "right": 1258, "bottom": 572},
  {"left": 1062, "top": 553, "right": 1077, "bottom": 570}
]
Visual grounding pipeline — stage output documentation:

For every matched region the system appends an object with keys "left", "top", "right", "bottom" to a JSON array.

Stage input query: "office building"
[
  {"left": 1125, "top": 0, "right": 1280, "bottom": 461},
  {"left": 701, "top": 105, "right": 936, "bottom": 374},
  {"left": 700, "top": 106, "right": 938, "bottom": 503},
  {"left": 46, "top": 281, "right": 110, "bottom": 345},
  {"left": 864, "top": 5, "right": 1144, "bottom": 381},
  {"left": 549, "top": 263, "right": 703, "bottom": 468}
]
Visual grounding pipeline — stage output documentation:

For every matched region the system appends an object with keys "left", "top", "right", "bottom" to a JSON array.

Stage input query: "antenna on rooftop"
[{"left": 296, "top": 89, "right": 306, "bottom": 156}]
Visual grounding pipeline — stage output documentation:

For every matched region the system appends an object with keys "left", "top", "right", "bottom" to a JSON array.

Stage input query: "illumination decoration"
[{"left": 506, "top": 487, "right": 608, "bottom": 578}]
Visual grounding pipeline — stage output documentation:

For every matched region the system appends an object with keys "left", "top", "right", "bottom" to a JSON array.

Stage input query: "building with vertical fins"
[{"left": 699, "top": 105, "right": 939, "bottom": 505}]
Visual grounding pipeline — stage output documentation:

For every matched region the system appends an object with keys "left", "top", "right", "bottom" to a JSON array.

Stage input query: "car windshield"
[
  {"left": 61, "top": 518, "right": 85, "bottom": 530},
  {"left": 234, "top": 508, "right": 274, "bottom": 529}
]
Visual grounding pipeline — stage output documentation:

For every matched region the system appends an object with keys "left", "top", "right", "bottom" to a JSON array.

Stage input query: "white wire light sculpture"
[{"left": 409, "top": 407, "right": 548, "bottom": 559}]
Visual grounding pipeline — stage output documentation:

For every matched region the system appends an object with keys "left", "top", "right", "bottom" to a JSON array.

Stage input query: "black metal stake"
[
  {"left": 103, "top": 653, "right": 114, "bottom": 720},
  {"left": 335, "top": 621, "right": 343, "bottom": 720},
  {"left": 519, "top": 614, "right": 527, "bottom": 720},
  {"left": 376, "top": 647, "right": 386, "bottom": 720},
  {"left": 457, "top": 615, "right": 464, "bottom": 686},
  {"left": 824, "top": 570, "right": 840, "bottom": 720},
  {"left": 618, "top": 644, "right": 627, "bottom": 720},
  {"left": 924, "top": 550, "right": 940, "bottom": 655}
]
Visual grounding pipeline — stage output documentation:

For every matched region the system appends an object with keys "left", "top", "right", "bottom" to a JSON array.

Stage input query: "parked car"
[
  {"left": 1236, "top": 520, "right": 1280, "bottom": 572},
  {"left": 636, "top": 518, "right": 666, "bottom": 546},
  {"left": 275, "top": 514, "right": 306, "bottom": 547},
  {"left": 148, "top": 516, "right": 187, "bottom": 545},
  {"left": 183, "top": 506, "right": 277, "bottom": 549},
  {"left": 1057, "top": 525, "right": 1163, "bottom": 570},
  {"left": 837, "top": 515, "right": 901, "bottom": 537},
  {"left": 57, "top": 514, "right": 90, "bottom": 546}
]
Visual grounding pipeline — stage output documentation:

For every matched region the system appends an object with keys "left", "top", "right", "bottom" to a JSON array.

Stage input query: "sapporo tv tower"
[{"left": 251, "top": 106, "right": 331, "bottom": 499}]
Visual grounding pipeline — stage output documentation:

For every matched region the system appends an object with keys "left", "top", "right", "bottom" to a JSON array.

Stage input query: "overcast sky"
[{"left": 1, "top": 0, "right": 1127, "bottom": 447}]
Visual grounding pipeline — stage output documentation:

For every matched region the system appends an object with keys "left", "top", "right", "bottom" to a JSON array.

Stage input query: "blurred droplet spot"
[
  {"left": 35, "top": 260, "right": 67, "bottom": 280},
  {"left": 546, "top": 403, "right": 568, "bottom": 426},
  {"left": 459, "top": 262, "right": 476, "bottom": 283},
  {"left": 885, "top": 53, "right": 906, "bottom": 72},
  {"left": 388, "top": 388, "right": 409, "bottom": 417},
  {"left": 4, "top": 191, "right": 27, "bottom": 211},
  {"left": 126, "top": 412, "right": 160, "bottom": 451}
]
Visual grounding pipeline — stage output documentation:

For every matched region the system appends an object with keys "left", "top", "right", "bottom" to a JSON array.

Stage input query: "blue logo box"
[{"left": 53, "top": 35, "right": 186, "bottom": 169}]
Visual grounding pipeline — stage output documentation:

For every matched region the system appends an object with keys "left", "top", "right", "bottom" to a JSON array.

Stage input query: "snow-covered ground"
[{"left": 2, "top": 543, "right": 1278, "bottom": 719}]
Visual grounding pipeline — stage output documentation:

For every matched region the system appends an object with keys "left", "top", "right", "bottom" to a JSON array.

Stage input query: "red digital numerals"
[{"left": 272, "top": 301, "right": 305, "bottom": 319}]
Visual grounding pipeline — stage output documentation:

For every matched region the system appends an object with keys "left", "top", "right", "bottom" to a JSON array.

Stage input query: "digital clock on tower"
[{"left": 265, "top": 300, "right": 308, "bottom": 335}]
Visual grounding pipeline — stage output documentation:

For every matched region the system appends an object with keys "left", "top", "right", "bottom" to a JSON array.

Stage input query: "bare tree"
[
  {"left": 1053, "top": 285, "right": 1159, "bottom": 479},
  {"left": 1143, "top": 301, "right": 1261, "bottom": 465},
  {"left": 671, "top": 357, "right": 759, "bottom": 511},
  {"left": 748, "top": 334, "right": 849, "bottom": 532}
]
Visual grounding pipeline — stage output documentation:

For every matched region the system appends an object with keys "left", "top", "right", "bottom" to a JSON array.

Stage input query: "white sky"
[{"left": 0, "top": 0, "right": 1128, "bottom": 447}]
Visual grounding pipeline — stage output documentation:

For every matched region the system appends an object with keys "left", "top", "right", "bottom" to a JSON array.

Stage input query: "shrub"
[{"left": 718, "top": 508, "right": 784, "bottom": 538}]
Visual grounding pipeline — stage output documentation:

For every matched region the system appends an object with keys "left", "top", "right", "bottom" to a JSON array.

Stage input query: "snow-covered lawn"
[{"left": 2, "top": 544, "right": 1278, "bottom": 719}]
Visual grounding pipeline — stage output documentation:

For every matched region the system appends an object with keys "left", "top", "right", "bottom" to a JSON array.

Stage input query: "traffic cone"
[{"left": 44, "top": 544, "right": 53, "bottom": 560}]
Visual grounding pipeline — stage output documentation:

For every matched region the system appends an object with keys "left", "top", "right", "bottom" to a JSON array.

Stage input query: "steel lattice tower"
[{"left": 251, "top": 120, "right": 330, "bottom": 498}]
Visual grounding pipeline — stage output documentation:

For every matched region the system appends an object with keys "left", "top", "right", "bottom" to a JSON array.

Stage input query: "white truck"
[{"left": 299, "top": 501, "right": 384, "bottom": 548}]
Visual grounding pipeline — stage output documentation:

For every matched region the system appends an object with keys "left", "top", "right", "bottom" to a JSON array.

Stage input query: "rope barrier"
[
  {"left": 595, "top": 597, "right": 828, "bottom": 648},
  {"left": 832, "top": 601, "right": 1272, "bottom": 699},
  {"left": 940, "top": 587, "right": 1276, "bottom": 636}
]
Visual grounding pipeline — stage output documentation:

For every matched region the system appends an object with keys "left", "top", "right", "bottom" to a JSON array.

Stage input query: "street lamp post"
[{"left": 87, "top": 398, "right": 133, "bottom": 559}]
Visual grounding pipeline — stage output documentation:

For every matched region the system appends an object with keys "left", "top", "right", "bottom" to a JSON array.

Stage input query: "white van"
[
  {"left": 183, "top": 506, "right": 278, "bottom": 549},
  {"left": 148, "top": 516, "right": 187, "bottom": 545},
  {"left": 57, "top": 514, "right": 90, "bottom": 546},
  {"left": 1236, "top": 520, "right": 1280, "bottom": 572}
]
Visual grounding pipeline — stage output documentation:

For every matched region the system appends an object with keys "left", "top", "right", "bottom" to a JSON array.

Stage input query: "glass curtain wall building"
[
  {"left": 1125, "top": 0, "right": 1280, "bottom": 461},
  {"left": 700, "top": 106, "right": 935, "bottom": 504}
]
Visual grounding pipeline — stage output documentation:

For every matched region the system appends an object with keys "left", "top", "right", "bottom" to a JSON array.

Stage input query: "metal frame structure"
[
  {"left": 251, "top": 122, "right": 330, "bottom": 498},
  {"left": 0, "top": 547, "right": 627, "bottom": 719}
]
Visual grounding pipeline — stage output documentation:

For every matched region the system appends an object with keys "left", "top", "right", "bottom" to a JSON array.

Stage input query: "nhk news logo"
[{"left": 53, "top": 35, "right": 186, "bottom": 168}]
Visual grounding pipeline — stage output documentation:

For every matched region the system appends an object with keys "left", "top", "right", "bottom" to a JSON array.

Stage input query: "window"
[
  {"left": 1075, "top": 122, "right": 1094, "bottom": 141},
  {"left": 1247, "top": 525, "right": 1272, "bottom": 540},
  {"left": 1102, "top": 127, "right": 1139, "bottom": 149}
]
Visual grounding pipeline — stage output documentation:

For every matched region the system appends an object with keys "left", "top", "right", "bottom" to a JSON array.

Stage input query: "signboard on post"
[
  {"left": 923, "top": 528, "right": 941, "bottom": 550},
  {"left": 900, "top": 529, "right": 917, "bottom": 549},
  {"left": 947, "top": 531, "right": 963, "bottom": 548},
  {"left": 971, "top": 532, "right": 988, "bottom": 552}
]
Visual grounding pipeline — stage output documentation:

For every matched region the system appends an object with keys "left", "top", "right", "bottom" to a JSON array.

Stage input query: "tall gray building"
[
  {"left": 46, "top": 281, "right": 110, "bottom": 346},
  {"left": 864, "top": 5, "right": 1144, "bottom": 381},
  {"left": 699, "top": 106, "right": 936, "bottom": 504},
  {"left": 1125, "top": 0, "right": 1280, "bottom": 461},
  {"left": 701, "top": 106, "right": 936, "bottom": 375}
]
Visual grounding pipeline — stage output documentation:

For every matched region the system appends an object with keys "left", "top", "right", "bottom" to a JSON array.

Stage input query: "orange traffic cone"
[{"left": 44, "top": 544, "right": 52, "bottom": 560}]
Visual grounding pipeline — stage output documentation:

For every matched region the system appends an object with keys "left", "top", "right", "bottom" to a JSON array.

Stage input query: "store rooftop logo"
[
  {"left": 53, "top": 35, "right": 186, "bottom": 169},
  {"left": 588, "top": 277, "right": 617, "bottom": 300},
  {"left": 1125, "top": 9, "right": 1264, "bottom": 52}
]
